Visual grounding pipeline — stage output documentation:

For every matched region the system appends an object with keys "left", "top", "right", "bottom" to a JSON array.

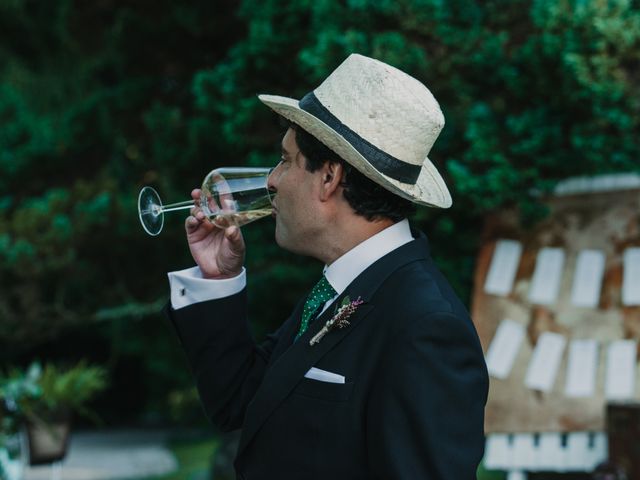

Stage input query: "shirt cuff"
[{"left": 168, "top": 266, "right": 246, "bottom": 310}]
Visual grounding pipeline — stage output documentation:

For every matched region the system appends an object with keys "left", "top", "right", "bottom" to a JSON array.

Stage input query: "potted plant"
[
  {"left": 0, "top": 361, "right": 108, "bottom": 466},
  {"left": 0, "top": 364, "right": 40, "bottom": 480}
]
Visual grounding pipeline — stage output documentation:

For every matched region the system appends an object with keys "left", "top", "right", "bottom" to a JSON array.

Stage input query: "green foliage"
[
  {"left": 27, "top": 362, "right": 108, "bottom": 419},
  {"left": 166, "top": 387, "right": 202, "bottom": 424},
  {"left": 1, "top": 0, "right": 639, "bottom": 423},
  {"left": 477, "top": 462, "right": 507, "bottom": 480},
  {"left": 0, "top": 361, "right": 108, "bottom": 425},
  {"left": 194, "top": 0, "right": 640, "bottom": 302},
  {"left": 0, "top": 363, "right": 40, "bottom": 443}
]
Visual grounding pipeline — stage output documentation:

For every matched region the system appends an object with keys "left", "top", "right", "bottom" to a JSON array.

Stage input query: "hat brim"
[{"left": 258, "top": 94, "right": 452, "bottom": 208}]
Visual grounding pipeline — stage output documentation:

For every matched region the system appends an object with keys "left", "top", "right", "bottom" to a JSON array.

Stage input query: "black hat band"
[{"left": 299, "top": 92, "right": 421, "bottom": 184}]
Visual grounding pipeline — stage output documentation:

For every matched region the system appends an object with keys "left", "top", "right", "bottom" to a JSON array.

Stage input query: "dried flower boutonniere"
[{"left": 309, "top": 296, "right": 364, "bottom": 346}]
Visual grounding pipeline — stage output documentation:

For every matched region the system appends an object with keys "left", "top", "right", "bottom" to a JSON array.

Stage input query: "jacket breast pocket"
[{"left": 293, "top": 377, "right": 354, "bottom": 402}]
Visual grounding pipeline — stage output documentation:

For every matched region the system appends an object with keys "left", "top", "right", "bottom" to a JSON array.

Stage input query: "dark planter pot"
[{"left": 25, "top": 412, "right": 71, "bottom": 466}]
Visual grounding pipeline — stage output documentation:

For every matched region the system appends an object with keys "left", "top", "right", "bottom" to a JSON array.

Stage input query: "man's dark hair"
[{"left": 287, "top": 122, "right": 416, "bottom": 222}]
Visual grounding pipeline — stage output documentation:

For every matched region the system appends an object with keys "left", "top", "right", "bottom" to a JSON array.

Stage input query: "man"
[{"left": 166, "top": 54, "right": 488, "bottom": 479}]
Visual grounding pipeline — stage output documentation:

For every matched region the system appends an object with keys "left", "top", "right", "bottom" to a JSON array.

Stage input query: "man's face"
[{"left": 267, "top": 128, "right": 322, "bottom": 255}]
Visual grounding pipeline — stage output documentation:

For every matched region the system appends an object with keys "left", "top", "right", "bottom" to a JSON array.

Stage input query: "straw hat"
[{"left": 258, "top": 53, "right": 452, "bottom": 208}]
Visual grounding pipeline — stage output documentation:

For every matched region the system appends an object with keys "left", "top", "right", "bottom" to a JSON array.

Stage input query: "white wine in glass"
[{"left": 138, "top": 167, "right": 273, "bottom": 236}]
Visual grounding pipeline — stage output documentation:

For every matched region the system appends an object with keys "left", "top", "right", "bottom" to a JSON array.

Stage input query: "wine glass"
[{"left": 138, "top": 167, "right": 273, "bottom": 236}]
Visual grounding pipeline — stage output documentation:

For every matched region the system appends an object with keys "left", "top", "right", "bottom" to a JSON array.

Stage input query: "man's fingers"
[
  {"left": 190, "top": 189, "right": 202, "bottom": 215},
  {"left": 225, "top": 226, "right": 239, "bottom": 241},
  {"left": 225, "top": 226, "right": 245, "bottom": 251},
  {"left": 220, "top": 226, "right": 246, "bottom": 275},
  {"left": 186, "top": 214, "right": 216, "bottom": 236},
  {"left": 190, "top": 205, "right": 209, "bottom": 222},
  {"left": 185, "top": 215, "right": 200, "bottom": 232}
]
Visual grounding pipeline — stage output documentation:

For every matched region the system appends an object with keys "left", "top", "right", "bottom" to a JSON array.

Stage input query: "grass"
[
  {"left": 127, "top": 433, "right": 219, "bottom": 480},
  {"left": 478, "top": 463, "right": 507, "bottom": 480},
  {"left": 127, "top": 435, "right": 507, "bottom": 480}
]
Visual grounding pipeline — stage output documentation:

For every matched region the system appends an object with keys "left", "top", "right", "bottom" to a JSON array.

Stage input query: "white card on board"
[
  {"left": 529, "top": 248, "right": 565, "bottom": 305},
  {"left": 536, "top": 433, "right": 564, "bottom": 471},
  {"left": 512, "top": 434, "right": 536, "bottom": 470},
  {"left": 525, "top": 331, "right": 566, "bottom": 392},
  {"left": 570, "top": 250, "right": 605, "bottom": 308},
  {"left": 485, "top": 319, "right": 526, "bottom": 380},
  {"left": 565, "top": 339, "right": 599, "bottom": 398},
  {"left": 605, "top": 340, "right": 637, "bottom": 400},
  {"left": 590, "top": 434, "right": 608, "bottom": 470},
  {"left": 622, "top": 248, "right": 640, "bottom": 306},
  {"left": 484, "top": 434, "right": 511, "bottom": 470},
  {"left": 485, "top": 239, "right": 523, "bottom": 296},
  {"left": 566, "top": 432, "right": 591, "bottom": 471}
]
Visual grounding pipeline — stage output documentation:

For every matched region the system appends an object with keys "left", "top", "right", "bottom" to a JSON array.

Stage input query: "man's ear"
[{"left": 319, "top": 161, "right": 344, "bottom": 202}]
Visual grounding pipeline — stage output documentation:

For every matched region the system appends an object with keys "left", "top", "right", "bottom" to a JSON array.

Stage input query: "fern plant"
[{"left": 1, "top": 361, "right": 108, "bottom": 427}]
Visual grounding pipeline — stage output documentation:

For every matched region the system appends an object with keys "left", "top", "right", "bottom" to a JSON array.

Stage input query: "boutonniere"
[{"left": 309, "top": 296, "right": 364, "bottom": 346}]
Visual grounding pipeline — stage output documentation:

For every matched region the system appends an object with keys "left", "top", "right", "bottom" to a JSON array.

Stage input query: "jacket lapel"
[
  {"left": 267, "top": 297, "right": 305, "bottom": 362},
  {"left": 236, "top": 296, "right": 374, "bottom": 457},
  {"left": 236, "top": 233, "right": 430, "bottom": 458}
]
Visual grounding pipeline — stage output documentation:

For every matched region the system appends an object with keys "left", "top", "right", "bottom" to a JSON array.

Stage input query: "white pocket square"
[{"left": 304, "top": 367, "right": 345, "bottom": 384}]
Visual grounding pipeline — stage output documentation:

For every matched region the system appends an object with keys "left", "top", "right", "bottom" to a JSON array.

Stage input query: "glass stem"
[{"left": 160, "top": 200, "right": 196, "bottom": 213}]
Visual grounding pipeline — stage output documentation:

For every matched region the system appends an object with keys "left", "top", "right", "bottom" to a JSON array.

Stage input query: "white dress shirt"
[{"left": 168, "top": 219, "right": 413, "bottom": 310}]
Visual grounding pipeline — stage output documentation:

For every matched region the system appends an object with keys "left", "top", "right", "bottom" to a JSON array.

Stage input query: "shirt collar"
[{"left": 324, "top": 218, "right": 413, "bottom": 295}]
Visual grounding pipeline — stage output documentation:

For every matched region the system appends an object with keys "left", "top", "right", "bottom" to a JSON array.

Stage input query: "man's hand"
[{"left": 186, "top": 189, "right": 245, "bottom": 279}]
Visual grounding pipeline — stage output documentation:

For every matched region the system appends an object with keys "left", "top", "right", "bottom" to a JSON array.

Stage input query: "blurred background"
[{"left": 1, "top": 0, "right": 639, "bottom": 479}]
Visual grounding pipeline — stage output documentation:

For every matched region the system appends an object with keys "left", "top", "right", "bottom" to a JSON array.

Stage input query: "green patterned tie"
[{"left": 296, "top": 275, "right": 337, "bottom": 339}]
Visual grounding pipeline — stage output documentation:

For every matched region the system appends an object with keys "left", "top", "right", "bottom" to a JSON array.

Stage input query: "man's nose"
[{"left": 267, "top": 163, "right": 280, "bottom": 194}]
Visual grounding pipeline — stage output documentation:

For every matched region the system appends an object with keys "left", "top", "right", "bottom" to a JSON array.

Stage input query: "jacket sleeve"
[
  {"left": 366, "top": 311, "right": 488, "bottom": 479},
  {"left": 165, "top": 288, "right": 279, "bottom": 432}
]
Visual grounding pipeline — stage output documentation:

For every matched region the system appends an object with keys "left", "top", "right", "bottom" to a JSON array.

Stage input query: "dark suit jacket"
[{"left": 167, "top": 231, "right": 488, "bottom": 479}]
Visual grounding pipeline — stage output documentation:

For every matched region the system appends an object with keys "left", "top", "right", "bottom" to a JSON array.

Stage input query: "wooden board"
[{"left": 472, "top": 188, "right": 640, "bottom": 433}]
